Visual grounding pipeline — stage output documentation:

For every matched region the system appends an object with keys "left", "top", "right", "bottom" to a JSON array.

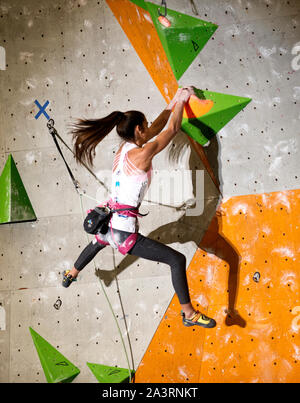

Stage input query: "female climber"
[{"left": 62, "top": 86, "right": 216, "bottom": 329}]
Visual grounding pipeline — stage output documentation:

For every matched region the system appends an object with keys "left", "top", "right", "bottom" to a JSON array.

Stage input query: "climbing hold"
[
  {"left": 253, "top": 272, "right": 261, "bottom": 283},
  {"left": 0, "top": 155, "right": 37, "bottom": 225},
  {"left": 86, "top": 362, "right": 135, "bottom": 383},
  {"left": 180, "top": 88, "right": 252, "bottom": 146},
  {"left": 158, "top": 16, "right": 171, "bottom": 28},
  {"left": 29, "top": 327, "right": 80, "bottom": 383},
  {"left": 145, "top": 2, "right": 218, "bottom": 80},
  {"left": 182, "top": 95, "right": 214, "bottom": 119},
  {"left": 129, "top": 0, "right": 217, "bottom": 80}
]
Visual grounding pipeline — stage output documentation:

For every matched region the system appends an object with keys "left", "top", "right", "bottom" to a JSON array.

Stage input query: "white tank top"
[{"left": 110, "top": 141, "right": 152, "bottom": 232}]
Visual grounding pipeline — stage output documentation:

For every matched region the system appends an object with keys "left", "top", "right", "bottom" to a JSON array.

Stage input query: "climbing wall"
[
  {"left": 0, "top": 0, "right": 299, "bottom": 384},
  {"left": 0, "top": 0, "right": 197, "bottom": 383}
]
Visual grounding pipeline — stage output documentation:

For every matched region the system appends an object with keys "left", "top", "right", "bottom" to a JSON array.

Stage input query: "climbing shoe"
[
  {"left": 62, "top": 270, "right": 77, "bottom": 288},
  {"left": 181, "top": 310, "right": 216, "bottom": 328}
]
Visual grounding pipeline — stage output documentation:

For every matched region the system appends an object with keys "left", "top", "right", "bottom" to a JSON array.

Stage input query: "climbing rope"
[{"left": 79, "top": 194, "right": 134, "bottom": 382}]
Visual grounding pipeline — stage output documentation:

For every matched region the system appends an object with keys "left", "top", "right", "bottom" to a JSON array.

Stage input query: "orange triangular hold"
[{"left": 183, "top": 96, "right": 214, "bottom": 119}]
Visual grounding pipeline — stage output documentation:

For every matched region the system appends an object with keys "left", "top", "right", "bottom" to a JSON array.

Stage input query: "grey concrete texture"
[{"left": 0, "top": 0, "right": 299, "bottom": 382}]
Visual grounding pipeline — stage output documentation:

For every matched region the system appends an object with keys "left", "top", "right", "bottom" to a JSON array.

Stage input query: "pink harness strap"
[
  {"left": 94, "top": 198, "right": 144, "bottom": 255},
  {"left": 107, "top": 199, "right": 139, "bottom": 254},
  {"left": 114, "top": 232, "right": 138, "bottom": 255},
  {"left": 108, "top": 199, "right": 142, "bottom": 216}
]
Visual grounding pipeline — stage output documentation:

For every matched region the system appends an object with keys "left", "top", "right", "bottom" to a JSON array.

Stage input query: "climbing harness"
[{"left": 83, "top": 201, "right": 148, "bottom": 236}]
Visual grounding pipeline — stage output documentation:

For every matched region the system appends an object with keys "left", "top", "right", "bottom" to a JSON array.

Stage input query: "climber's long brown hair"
[{"left": 70, "top": 110, "right": 146, "bottom": 167}]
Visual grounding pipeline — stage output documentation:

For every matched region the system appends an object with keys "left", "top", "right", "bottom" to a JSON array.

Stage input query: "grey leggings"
[{"left": 74, "top": 229, "right": 191, "bottom": 305}]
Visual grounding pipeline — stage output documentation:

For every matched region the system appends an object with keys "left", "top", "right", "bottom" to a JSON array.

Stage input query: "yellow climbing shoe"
[
  {"left": 62, "top": 270, "right": 77, "bottom": 288},
  {"left": 181, "top": 310, "right": 216, "bottom": 328}
]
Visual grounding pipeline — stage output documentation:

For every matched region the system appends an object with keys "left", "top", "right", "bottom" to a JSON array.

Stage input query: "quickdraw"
[
  {"left": 158, "top": 0, "right": 167, "bottom": 17},
  {"left": 189, "top": 0, "right": 199, "bottom": 16},
  {"left": 47, "top": 119, "right": 80, "bottom": 191},
  {"left": 46, "top": 118, "right": 109, "bottom": 198}
]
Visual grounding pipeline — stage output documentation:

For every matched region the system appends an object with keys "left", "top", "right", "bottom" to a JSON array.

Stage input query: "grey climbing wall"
[{"left": 0, "top": 0, "right": 299, "bottom": 382}]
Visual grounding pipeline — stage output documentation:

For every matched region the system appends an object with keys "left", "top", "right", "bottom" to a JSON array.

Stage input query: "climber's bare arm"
[
  {"left": 143, "top": 101, "right": 186, "bottom": 158},
  {"left": 145, "top": 86, "right": 195, "bottom": 142}
]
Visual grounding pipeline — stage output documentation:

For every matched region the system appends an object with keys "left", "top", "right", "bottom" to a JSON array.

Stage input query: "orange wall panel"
[
  {"left": 135, "top": 189, "right": 300, "bottom": 383},
  {"left": 106, "top": 0, "right": 178, "bottom": 103}
]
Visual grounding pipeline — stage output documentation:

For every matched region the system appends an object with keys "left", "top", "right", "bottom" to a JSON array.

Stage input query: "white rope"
[{"left": 79, "top": 194, "right": 133, "bottom": 382}]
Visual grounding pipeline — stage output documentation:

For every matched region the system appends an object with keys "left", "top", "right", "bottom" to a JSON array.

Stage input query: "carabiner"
[
  {"left": 53, "top": 298, "right": 62, "bottom": 310},
  {"left": 47, "top": 118, "right": 55, "bottom": 130},
  {"left": 47, "top": 118, "right": 57, "bottom": 136},
  {"left": 158, "top": 0, "right": 167, "bottom": 17}
]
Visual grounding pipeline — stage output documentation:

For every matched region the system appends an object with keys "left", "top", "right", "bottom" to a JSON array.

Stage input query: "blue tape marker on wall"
[{"left": 34, "top": 100, "right": 50, "bottom": 120}]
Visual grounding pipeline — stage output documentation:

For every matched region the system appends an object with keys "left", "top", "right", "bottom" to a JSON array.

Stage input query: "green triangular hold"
[
  {"left": 87, "top": 362, "right": 135, "bottom": 383},
  {"left": 0, "top": 155, "right": 37, "bottom": 225},
  {"left": 29, "top": 327, "right": 80, "bottom": 383},
  {"left": 181, "top": 88, "right": 252, "bottom": 146},
  {"left": 145, "top": 2, "right": 218, "bottom": 80}
]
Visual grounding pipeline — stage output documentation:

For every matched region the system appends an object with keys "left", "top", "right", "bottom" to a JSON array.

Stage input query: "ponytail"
[
  {"left": 70, "top": 110, "right": 145, "bottom": 167},
  {"left": 70, "top": 111, "right": 123, "bottom": 167}
]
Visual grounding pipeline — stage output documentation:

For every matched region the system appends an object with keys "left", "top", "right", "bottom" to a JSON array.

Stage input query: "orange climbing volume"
[{"left": 134, "top": 189, "right": 300, "bottom": 383}]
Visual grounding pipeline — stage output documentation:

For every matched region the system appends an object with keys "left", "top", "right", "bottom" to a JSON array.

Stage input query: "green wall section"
[
  {"left": 29, "top": 327, "right": 80, "bottom": 383},
  {"left": 0, "top": 155, "right": 37, "bottom": 224},
  {"left": 129, "top": 1, "right": 218, "bottom": 81},
  {"left": 145, "top": 2, "right": 218, "bottom": 80},
  {"left": 87, "top": 362, "right": 135, "bottom": 383},
  {"left": 128, "top": 0, "right": 148, "bottom": 10},
  {"left": 181, "top": 88, "right": 252, "bottom": 145}
]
